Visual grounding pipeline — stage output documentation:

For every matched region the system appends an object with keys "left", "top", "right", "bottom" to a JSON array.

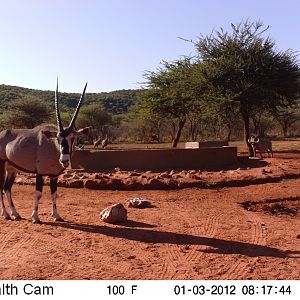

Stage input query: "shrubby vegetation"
[
  {"left": 0, "top": 96, "right": 52, "bottom": 129},
  {"left": 0, "top": 21, "right": 300, "bottom": 151}
]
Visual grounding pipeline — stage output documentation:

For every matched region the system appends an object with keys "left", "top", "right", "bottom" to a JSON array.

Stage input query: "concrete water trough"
[{"left": 71, "top": 146, "right": 237, "bottom": 171}]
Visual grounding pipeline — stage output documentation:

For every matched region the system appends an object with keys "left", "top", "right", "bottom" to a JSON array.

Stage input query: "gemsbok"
[
  {"left": 248, "top": 135, "right": 273, "bottom": 158},
  {"left": 0, "top": 80, "right": 90, "bottom": 223},
  {"left": 93, "top": 135, "right": 108, "bottom": 149}
]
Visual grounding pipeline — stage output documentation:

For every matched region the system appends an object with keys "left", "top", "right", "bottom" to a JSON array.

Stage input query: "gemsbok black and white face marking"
[
  {"left": 57, "top": 130, "right": 75, "bottom": 168},
  {"left": 249, "top": 135, "right": 259, "bottom": 145},
  {"left": 53, "top": 80, "right": 89, "bottom": 168}
]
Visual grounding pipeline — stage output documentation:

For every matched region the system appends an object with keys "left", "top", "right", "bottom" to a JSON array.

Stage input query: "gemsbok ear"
[
  {"left": 75, "top": 127, "right": 91, "bottom": 135},
  {"left": 42, "top": 130, "right": 57, "bottom": 139}
]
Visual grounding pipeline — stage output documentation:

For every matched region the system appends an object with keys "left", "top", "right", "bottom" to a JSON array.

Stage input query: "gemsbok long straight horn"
[
  {"left": 55, "top": 78, "right": 64, "bottom": 132},
  {"left": 69, "top": 82, "right": 88, "bottom": 129},
  {"left": 0, "top": 79, "right": 90, "bottom": 223}
]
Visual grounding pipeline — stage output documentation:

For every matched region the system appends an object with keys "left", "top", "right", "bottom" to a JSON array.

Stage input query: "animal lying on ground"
[
  {"left": 0, "top": 80, "right": 90, "bottom": 223},
  {"left": 248, "top": 135, "right": 273, "bottom": 158}
]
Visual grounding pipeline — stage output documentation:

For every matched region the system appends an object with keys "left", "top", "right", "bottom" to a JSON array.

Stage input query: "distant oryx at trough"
[
  {"left": 94, "top": 135, "right": 108, "bottom": 148},
  {"left": 248, "top": 135, "right": 273, "bottom": 158},
  {"left": 0, "top": 80, "right": 90, "bottom": 223}
]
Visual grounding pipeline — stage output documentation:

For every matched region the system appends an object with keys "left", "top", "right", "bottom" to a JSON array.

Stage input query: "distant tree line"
[{"left": 0, "top": 20, "right": 300, "bottom": 153}]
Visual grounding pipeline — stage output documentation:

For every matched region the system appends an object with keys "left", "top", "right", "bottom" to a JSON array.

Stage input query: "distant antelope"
[
  {"left": 94, "top": 135, "right": 108, "bottom": 148},
  {"left": 248, "top": 135, "right": 273, "bottom": 158},
  {"left": 101, "top": 135, "right": 109, "bottom": 148},
  {"left": 93, "top": 137, "right": 101, "bottom": 148},
  {"left": 0, "top": 80, "right": 90, "bottom": 223}
]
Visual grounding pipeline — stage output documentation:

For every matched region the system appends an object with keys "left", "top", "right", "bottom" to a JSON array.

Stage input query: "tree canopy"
[
  {"left": 195, "top": 20, "right": 300, "bottom": 154},
  {"left": 76, "top": 104, "right": 113, "bottom": 142},
  {"left": 1, "top": 96, "right": 52, "bottom": 129}
]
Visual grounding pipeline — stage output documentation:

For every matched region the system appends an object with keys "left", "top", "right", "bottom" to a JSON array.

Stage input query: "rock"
[
  {"left": 177, "top": 181, "right": 200, "bottom": 188},
  {"left": 262, "top": 169, "right": 272, "bottom": 174},
  {"left": 142, "top": 178, "right": 168, "bottom": 190},
  {"left": 108, "top": 178, "right": 125, "bottom": 190},
  {"left": 84, "top": 179, "right": 107, "bottom": 189},
  {"left": 169, "top": 170, "right": 176, "bottom": 175},
  {"left": 62, "top": 180, "right": 84, "bottom": 188},
  {"left": 15, "top": 178, "right": 23, "bottom": 184},
  {"left": 188, "top": 170, "right": 197, "bottom": 175},
  {"left": 129, "top": 172, "right": 141, "bottom": 177},
  {"left": 66, "top": 180, "right": 83, "bottom": 188},
  {"left": 90, "top": 173, "right": 104, "bottom": 180},
  {"left": 60, "top": 173, "right": 73, "bottom": 179},
  {"left": 123, "top": 178, "right": 143, "bottom": 190},
  {"left": 100, "top": 203, "right": 127, "bottom": 223},
  {"left": 125, "top": 198, "right": 153, "bottom": 208},
  {"left": 159, "top": 172, "right": 172, "bottom": 179}
]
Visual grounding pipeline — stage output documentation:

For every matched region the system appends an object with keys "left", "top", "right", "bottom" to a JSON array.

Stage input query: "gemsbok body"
[
  {"left": 0, "top": 80, "right": 89, "bottom": 223},
  {"left": 248, "top": 135, "right": 273, "bottom": 158}
]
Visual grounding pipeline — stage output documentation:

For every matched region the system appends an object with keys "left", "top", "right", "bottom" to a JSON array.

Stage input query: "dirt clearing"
[{"left": 0, "top": 177, "right": 299, "bottom": 279}]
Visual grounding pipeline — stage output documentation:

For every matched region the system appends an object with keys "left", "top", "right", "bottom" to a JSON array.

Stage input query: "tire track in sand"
[
  {"left": 4, "top": 235, "right": 37, "bottom": 260},
  {"left": 159, "top": 206, "right": 219, "bottom": 279},
  {"left": 220, "top": 210, "right": 267, "bottom": 280},
  {"left": 0, "top": 231, "right": 16, "bottom": 253}
]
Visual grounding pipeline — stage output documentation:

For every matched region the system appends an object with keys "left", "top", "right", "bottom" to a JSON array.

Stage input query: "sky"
[{"left": 0, "top": 0, "right": 300, "bottom": 93}]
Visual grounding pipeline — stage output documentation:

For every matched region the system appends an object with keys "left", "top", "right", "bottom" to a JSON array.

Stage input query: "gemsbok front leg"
[
  {"left": 31, "top": 174, "right": 44, "bottom": 224},
  {"left": 50, "top": 177, "right": 64, "bottom": 222},
  {"left": 0, "top": 160, "right": 10, "bottom": 220},
  {"left": 4, "top": 169, "right": 21, "bottom": 220}
]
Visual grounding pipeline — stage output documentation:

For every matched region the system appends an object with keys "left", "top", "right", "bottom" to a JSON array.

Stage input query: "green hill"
[{"left": 0, "top": 84, "right": 141, "bottom": 114}]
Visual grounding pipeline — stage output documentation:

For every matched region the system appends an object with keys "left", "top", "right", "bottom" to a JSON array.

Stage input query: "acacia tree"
[
  {"left": 272, "top": 105, "right": 300, "bottom": 137},
  {"left": 2, "top": 96, "right": 52, "bottom": 128},
  {"left": 125, "top": 103, "right": 164, "bottom": 143},
  {"left": 196, "top": 21, "right": 300, "bottom": 155},
  {"left": 76, "top": 103, "right": 112, "bottom": 142},
  {"left": 143, "top": 58, "right": 201, "bottom": 147}
]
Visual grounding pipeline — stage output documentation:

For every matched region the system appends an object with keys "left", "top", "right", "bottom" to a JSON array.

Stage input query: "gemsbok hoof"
[
  {"left": 54, "top": 217, "right": 64, "bottom": 222},
  {"left": 14, "top": 215, "right": 22, "bottom": 221},
  {"left": 32, "top": 219, "right": 42, "bottom": 224},
  {"left": 3, "top": 214, "right": 11, "bottom": 220}
]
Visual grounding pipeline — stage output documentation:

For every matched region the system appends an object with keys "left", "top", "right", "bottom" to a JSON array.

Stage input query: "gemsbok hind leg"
[
  {"left": 50, "top": 177, "right": 64, "bottom": 222},
  {"left": 4, "top": 168, "right": 21, "bottom": 220},
  {"left": 0, "top": 160, "right": 10, "bottom": 220},
  {"left": 31, "top": 174, "right": 44, "bottom": 224}
]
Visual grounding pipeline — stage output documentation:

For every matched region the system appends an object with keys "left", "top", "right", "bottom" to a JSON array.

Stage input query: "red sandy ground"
[{"left": 0, "top": 153, "right": 299, "bottom": 280}]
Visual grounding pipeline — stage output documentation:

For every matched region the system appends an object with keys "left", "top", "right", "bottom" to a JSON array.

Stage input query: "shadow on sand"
[{"left": 44, "top": 220, "right": 299, "bottom": 259}]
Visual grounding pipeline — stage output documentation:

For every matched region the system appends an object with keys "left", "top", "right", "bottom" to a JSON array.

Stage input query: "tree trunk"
[
  {"left": 240, "top": 103, "right": 254, "bottom": 156},
  {"left": 172, "top": 118, "right": 186, "bottom": 148},
  {"left": 226, "top": 123, "right": 232, "bottom": 142},
  {"left": 189, "top": 120, "right": 197, "bottom": 141},
  {"left": 282, "top": 120, "right": 288, "bottom": 137},
  {"left": 252, "top": 117, "right": 259, "bottom": 135}
]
